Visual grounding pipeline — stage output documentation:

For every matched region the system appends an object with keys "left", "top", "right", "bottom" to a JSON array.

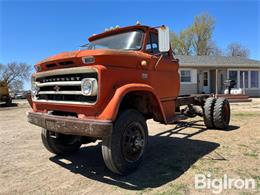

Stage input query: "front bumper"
[{"left": 27, "top": 112, "right": 113, "bottom": 138}]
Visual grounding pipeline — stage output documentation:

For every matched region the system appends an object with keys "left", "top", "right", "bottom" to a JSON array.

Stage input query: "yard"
[{"left": 0, "top": 99, "right": 260, "bottom": 195}]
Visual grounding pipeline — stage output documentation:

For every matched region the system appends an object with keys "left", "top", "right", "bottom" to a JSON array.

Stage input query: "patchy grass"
[
  {"left": 233, "top": 112, "right": 260, "bottom": 117},
  {"left": 239, "top": 192, "right": 255, "bottom": 195},
  {"left": 155, "top": 183, "right": 189, "bottom": 195},
  {"left": 243, "top": 150, "right": 258, "bottom": 158},
  {"left": 252, "top": 176, "right": 260, "bottom": 190},
  {"left": 136, "top": 188, "right": 153, "bottom": 195},
  {"left": 238, "top": 144, "right": 249, "bottom": 148},
  {"left": 207, "top": 167, "right": 222, "bottom": 176}
]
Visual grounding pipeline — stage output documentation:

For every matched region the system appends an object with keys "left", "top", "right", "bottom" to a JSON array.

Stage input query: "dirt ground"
[{"left": 0, "top": 99, "right": 260, "bottom": 195}]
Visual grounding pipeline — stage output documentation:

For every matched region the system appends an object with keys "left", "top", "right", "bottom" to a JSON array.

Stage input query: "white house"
[{"left": 176, "top": 55, "right": 260, "bottom": 97}]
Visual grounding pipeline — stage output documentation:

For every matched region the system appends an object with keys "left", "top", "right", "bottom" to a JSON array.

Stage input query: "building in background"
[{"left": 176, "top": 55, "right": 260, "bottom": 97}]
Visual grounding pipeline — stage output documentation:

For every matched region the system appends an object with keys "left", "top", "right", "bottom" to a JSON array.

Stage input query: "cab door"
[{"left": 145, "top": 31, "right": 180, "bottom": 123}]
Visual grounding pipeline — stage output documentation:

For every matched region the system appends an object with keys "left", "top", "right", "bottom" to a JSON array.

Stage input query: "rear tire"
[
  {"left": 203, "top": 97, "right": 216, "bottom": 129},
  {"left": 41, "top": 129, "right": 81, "bottom": 155},
  {"left": 213, "top": 98, "right": 230, "bottom": 130},
  {"left": 102, "top": 109, "right": 148, "bottom": 175}
]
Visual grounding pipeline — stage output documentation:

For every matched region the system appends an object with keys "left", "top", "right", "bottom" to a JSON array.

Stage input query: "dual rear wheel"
[{"left": 203, "top": 97, "right": 230, "bottom": 130}]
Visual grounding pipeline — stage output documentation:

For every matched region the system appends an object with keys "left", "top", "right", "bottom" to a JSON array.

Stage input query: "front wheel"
[
  {"left": 41, "top": 129, "right": 81, "bottom": 155},
  {"left": 102, "top": 109, "right": 148, "bottom": 175}
]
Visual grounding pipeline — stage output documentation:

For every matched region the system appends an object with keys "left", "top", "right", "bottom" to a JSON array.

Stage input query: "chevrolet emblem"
[{"left": 53, "top": 85, "right": 60, "bottom": 92}]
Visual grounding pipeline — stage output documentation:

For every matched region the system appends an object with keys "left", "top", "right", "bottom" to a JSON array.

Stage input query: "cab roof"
[{"left": 88, "top": 25, "right": 151, "bottom": 42}]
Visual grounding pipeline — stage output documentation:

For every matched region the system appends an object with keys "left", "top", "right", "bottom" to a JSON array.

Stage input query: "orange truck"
[{"left": 27, "top": 24, "right": 230, "bottom": 175}]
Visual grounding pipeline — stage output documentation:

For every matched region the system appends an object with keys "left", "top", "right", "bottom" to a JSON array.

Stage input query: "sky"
[{"left": 0, "top": 0, "right": 260, "bottom": 89}]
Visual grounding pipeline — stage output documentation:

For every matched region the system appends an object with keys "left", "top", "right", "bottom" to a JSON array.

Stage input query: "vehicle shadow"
[
  {"left": 0, "top": 103, "right": 18, "bottom": 108},
  {"left": 49, "top": 120, "right": 239, "bottom": 190}
]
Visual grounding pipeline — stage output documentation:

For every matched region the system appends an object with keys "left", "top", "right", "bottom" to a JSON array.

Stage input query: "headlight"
[
  {"left": 31, "top": 78, "right": 39, "bottom": 99},
  {"left": 81, "top": 78, "right": 97, "bottom": 96}
]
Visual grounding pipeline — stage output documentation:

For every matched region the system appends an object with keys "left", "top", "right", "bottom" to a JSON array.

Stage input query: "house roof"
[{"left": 175, "top": 55, "right": 260, "bottom": 68}]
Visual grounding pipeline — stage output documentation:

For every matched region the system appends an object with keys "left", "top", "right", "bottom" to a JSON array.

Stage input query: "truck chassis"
[{"left": 27, "top": 24, "right": 231, "bottom": 175}]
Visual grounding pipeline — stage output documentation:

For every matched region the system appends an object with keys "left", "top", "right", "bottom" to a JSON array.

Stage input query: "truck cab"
[{"left": 28, "top": 24, "right": 230, "bottom": 175}]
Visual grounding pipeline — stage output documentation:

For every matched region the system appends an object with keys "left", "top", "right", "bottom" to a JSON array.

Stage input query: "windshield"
[{"left": 83, "top": 30, "right": 144, "bottom": 50}]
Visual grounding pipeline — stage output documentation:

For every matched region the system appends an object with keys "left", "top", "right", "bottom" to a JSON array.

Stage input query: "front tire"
[
  {"left": 102, "top": 109, "right": 148, "bottom": 175},
  {"left": 41, "top": 129, "right": 81, "bottom": 155}
]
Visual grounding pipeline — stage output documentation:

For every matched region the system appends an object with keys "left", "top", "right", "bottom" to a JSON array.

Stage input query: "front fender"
[{"left": 97, "top": 83, "right": 167, "bottom": 122}]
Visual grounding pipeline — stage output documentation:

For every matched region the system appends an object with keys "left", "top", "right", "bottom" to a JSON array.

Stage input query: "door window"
[
  {"left": 203, "top": 72, "right": 208, "bottom": 86},
  {"left": 146, "top": 32, "right": 160, "bottom": 54}
]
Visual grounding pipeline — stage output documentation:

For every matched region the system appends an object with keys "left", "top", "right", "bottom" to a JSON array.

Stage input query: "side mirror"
[{"left": 158, "top": 26, "right": 170, "bottom": 52}]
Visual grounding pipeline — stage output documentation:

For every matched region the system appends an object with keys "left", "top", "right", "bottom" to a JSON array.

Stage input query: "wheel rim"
[
  {"left": 223, "top": 103, "right": 230, "bottom": 124},
  {"left": 121, "top": 122, "right": 145, "bottom": 162}
]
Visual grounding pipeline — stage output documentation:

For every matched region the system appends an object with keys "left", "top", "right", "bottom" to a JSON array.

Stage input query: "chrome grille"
[{"left": 34, "top": 67, "right": 98, "bottom": 104}]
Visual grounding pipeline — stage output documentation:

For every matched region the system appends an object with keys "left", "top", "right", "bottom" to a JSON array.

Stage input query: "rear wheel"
[
  {"left": 203, "top": 97, "right": 216, "bottom": 129},
  {"left": 41, "top": 129, "right": 81, "bottom": 155},
  {"left": 102, "top": 109, "right": 148, "bottom": 175},
  {"left": 213, "top": 98, "right": 230, "bottom": 130}
]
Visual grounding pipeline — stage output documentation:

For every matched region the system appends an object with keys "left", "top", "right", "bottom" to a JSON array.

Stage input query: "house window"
[
  {"left": 240, "top": 71, "right": 249, "bottom": 88},
  {"left": 180, "top": 70, "right": 191, "bottom": 82},
  {"left": 228, "top": 69, "right": 260, "bottom": 89},
  {"left": 229, "top": 71, "right": 238, "bottom": 87},
  {"left": 251, "top": 71, "right": 259, "bottom": 88}
]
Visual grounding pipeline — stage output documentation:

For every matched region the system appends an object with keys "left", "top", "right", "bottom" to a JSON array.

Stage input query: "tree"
[
  {"left": 171, "top": 13, "right": 216, "bottom": 56},
  {"left": 0, "top": 62, "right": 32, "bottom": 91},
  {"left": 191, "top": 13, "right": 215, "bottom": 55},
  {"left": 171, "top": 28, "right": 193, "bottom": 55},
  {"left": 226, "top": 43, "right": 249, "bottom": 57}
]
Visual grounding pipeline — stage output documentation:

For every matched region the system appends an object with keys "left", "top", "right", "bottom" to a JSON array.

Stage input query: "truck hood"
[{"left": 36, "top": 49, "right": 151, "bottom": 71}]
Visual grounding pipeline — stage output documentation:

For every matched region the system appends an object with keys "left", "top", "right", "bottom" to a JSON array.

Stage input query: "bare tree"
[
  {"left": 206, "top": 41, "right": 223, "bottom": 56},
  {"left": 0, "top": 62, "right": 32, "bottom": 91},
  {"left": 226, "top": 43, "right": 250, "bottom": 57}
]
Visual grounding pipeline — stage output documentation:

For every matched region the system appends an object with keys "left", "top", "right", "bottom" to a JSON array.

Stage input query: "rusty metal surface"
[
  {"left": 27, "top": 112, "right": 113, "bottom": 138},
  {"left": 26, "top": 94, "right": 33, "bottom": 108},
  {"left": 176, "top": 94, "right": 210, "bottom": 107}
]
